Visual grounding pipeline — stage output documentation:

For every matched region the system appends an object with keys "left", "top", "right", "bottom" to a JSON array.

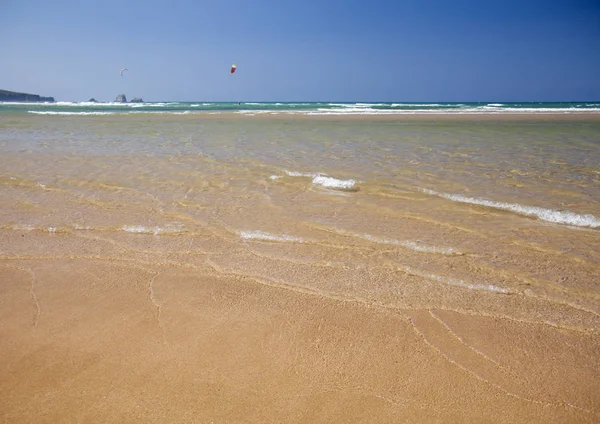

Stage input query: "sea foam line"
[
  {"left": 122, "top": 223, "right": 184, "bottom": 235},
  {"left": 237, "top": 230, "right": 304, "bottom": 243},
  {"left": 312, "top": 175, "right": 357, "bottom": 190},
  {"left": 28, "top": 111, "right": 116, "bottom": 116},
  {"left": 421, "top": 189, "right": 600, "bottom": 228},
  {"left": 333, "top": 228, "right": 458, "bottom": 255},
  {"left": 401, "top": 265, "right": 511, "bottom": 294},
  {"left": 280, "top": 170, "right": 358, "bottom": 190}
]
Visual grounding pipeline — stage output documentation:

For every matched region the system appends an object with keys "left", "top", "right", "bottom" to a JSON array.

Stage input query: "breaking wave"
[
  {"left": 277, "top": 170, "right": 357, "bottom": 191},
  {"left": 421, "top": 189, "right": 600, "bottom": 228},
  {"left": 312, "top": 175, "right": 357, "bottom": 190}
]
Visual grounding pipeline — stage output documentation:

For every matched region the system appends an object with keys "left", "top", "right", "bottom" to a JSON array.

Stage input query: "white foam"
[
  {"left": 421, "top": 189, "right": 600, "bottom": 228},
  {"left": 129, "top": 110, "right": 192, "bottom": 115},
  {"left": 28, "top": 111, "right": 115, "bottom": 116},
  {"left": 67, "top": 101, "right": 103, "bottom": 106},
  {"left": 237, "top": 230, "right": 303, "bottom": 243},
  {"left": 401, "top": 266, "right": 511, "bottom": 294},
  {"left": 122, "top": 223, "right": 184, "bottom": 235},
  {"left": 462, "top": 107, "right": 600, "bottom": 113},
  {"left": 391, "top": 103, "right": 445, "bottom": 107},
  {"left": 284, "top": 170, "right": 319, "bottom": 178},
  {"left": 328, "top": 103, "right": 385, "bottom": 108},
  {"left": 269, "top": 175, "right": 281, "bottom": 180},
  {"left": 333, "top": 229, "right": 458, "bottom": 255},
  {"left": 0, "top": 101, "right": 56, "bottom": 105},
  {"left": 237, "top": 110, "right": 273, "bottom": 115},
  {"left": 54, "top": 101, "right": 177, "bottom": 107},
  {"left": 128, "top": 102, "right": 177, "bottom": 107},
  {"left": 281, "top": 171, "right": 358, "bottom": 191},
  {"left": 297, "top": 106, "right": 600, "bottom": 115},
  {"left": 312, "top": 175, "right": 357, "bottom": 190}
]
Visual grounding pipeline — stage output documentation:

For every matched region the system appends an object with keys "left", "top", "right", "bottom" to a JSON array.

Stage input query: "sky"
[{"left": 1, "top": 0, "right": 599, "bottom": 102}]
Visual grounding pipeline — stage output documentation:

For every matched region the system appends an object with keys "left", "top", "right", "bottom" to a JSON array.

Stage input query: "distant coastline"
[{"left": 0, "top": 89, "right": 54, "bottom": 102}]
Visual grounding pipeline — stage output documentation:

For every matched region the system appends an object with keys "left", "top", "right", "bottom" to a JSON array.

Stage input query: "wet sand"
[
  {"left": 2, "top": 239, "right": 598, "bottom": 423},
  {"left": 1, "top": 113, "right": 599, "bottom": 423}
]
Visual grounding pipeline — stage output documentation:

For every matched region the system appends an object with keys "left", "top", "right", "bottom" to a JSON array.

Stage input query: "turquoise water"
[{"left": 1, "top": 101, "right": 600, "bottom": 115}]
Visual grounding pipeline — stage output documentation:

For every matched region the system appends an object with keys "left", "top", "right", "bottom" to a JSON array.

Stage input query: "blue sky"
[{"left": 1, "top": 0, "right": 599, "bottom": 101}]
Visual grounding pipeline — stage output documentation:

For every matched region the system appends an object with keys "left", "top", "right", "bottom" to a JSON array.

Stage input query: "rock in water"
[
  {"left": 88, "top": 98, "right": 98, "bottom": 103},
  {"left": 115, "top": 94, "right": 127, "bottom": 103},
  {"left": 130, "top": 97, "right": 144, "bottom": 103}
]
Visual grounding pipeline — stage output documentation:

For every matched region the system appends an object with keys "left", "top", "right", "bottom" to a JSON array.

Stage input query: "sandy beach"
[{"left": 1, "top": 112, "right": 599, "bottom": 423}]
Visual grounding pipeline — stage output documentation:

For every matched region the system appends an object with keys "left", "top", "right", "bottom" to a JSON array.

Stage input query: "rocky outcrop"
[
  {"left": 88, "top": 98, "right": 98, "bottom": 103},
  {"left": 115, "top": 94, "right": 127, "bottom": 103},
  {"left": 0, "top": 89, "right": 54, "bottom": 102},
  {"left": 130, "top": 97, "right": 143, "bottom": 103}
]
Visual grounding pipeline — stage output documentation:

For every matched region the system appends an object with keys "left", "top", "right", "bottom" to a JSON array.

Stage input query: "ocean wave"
[
  {"left": 401, "top": 265, "right": 511, "bottom": 293},
  {"left": 28, "top": 111, "right": 116, "bottom": 115},
  {"left": 421, "top": 189, "right": 600, "bottom": 228},
  {"left": 237, "top": 230, "right": 303, "bottom": 242},
  {"left": 128, "top": 110, "right": 194, "bottom": 115},
  {"left": 57, "top": 101, "right": 99, "bottom": 106},
  {"left": 464, "top": 107, "right": 600, "bottom": 113},
  {"left": 278, "top": 171, "right": 358, "bottom": 191},
  {"left": 391, "top": 103, "right": 445, "bottom": 107},
  {"left": 127, "top": 102, "right": 178, "bottom": 108},
  {"left": 9, "top": 101, "right": 600, "bottom": 116},
  {"left": 52, "top": 101, "right": 178, "bottom": 107},
  {"left": 0, "top": 101, "right": 56, "bottom": 105},
  {"left": 284, "top": 170, "right": 319, "bottom": 178},
  {"left": 237, "top": 110, "right": 274, "bottom": 115},
  {"left": 312, "top": 175, "right": 357, "bottom": 190},
  {"left": 312, "top": 107, "right": 600, "bottom": 115},
  {"left": 311, "top": 108, "right": 393, "bottom": 115}
]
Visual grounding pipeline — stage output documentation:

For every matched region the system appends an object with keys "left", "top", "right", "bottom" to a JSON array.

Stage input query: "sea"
[
  {"left": 1, "top": 100, "right": 600, "bottom": 116},
  {"left": 1, "top": 100, "right": 599, "bottom": 333}
]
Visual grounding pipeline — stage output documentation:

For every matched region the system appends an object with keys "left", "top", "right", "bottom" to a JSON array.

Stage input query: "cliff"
[{"left": 0, "top": 89, "right": 55, "bottom": 102}]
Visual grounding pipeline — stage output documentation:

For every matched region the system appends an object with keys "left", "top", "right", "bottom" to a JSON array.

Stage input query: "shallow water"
[
  {"left": 2, "top": 113, "right": 599, "bottom": 329},
  {"left": 2, "top": 112, "right": 600, "bottom": 421}
]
